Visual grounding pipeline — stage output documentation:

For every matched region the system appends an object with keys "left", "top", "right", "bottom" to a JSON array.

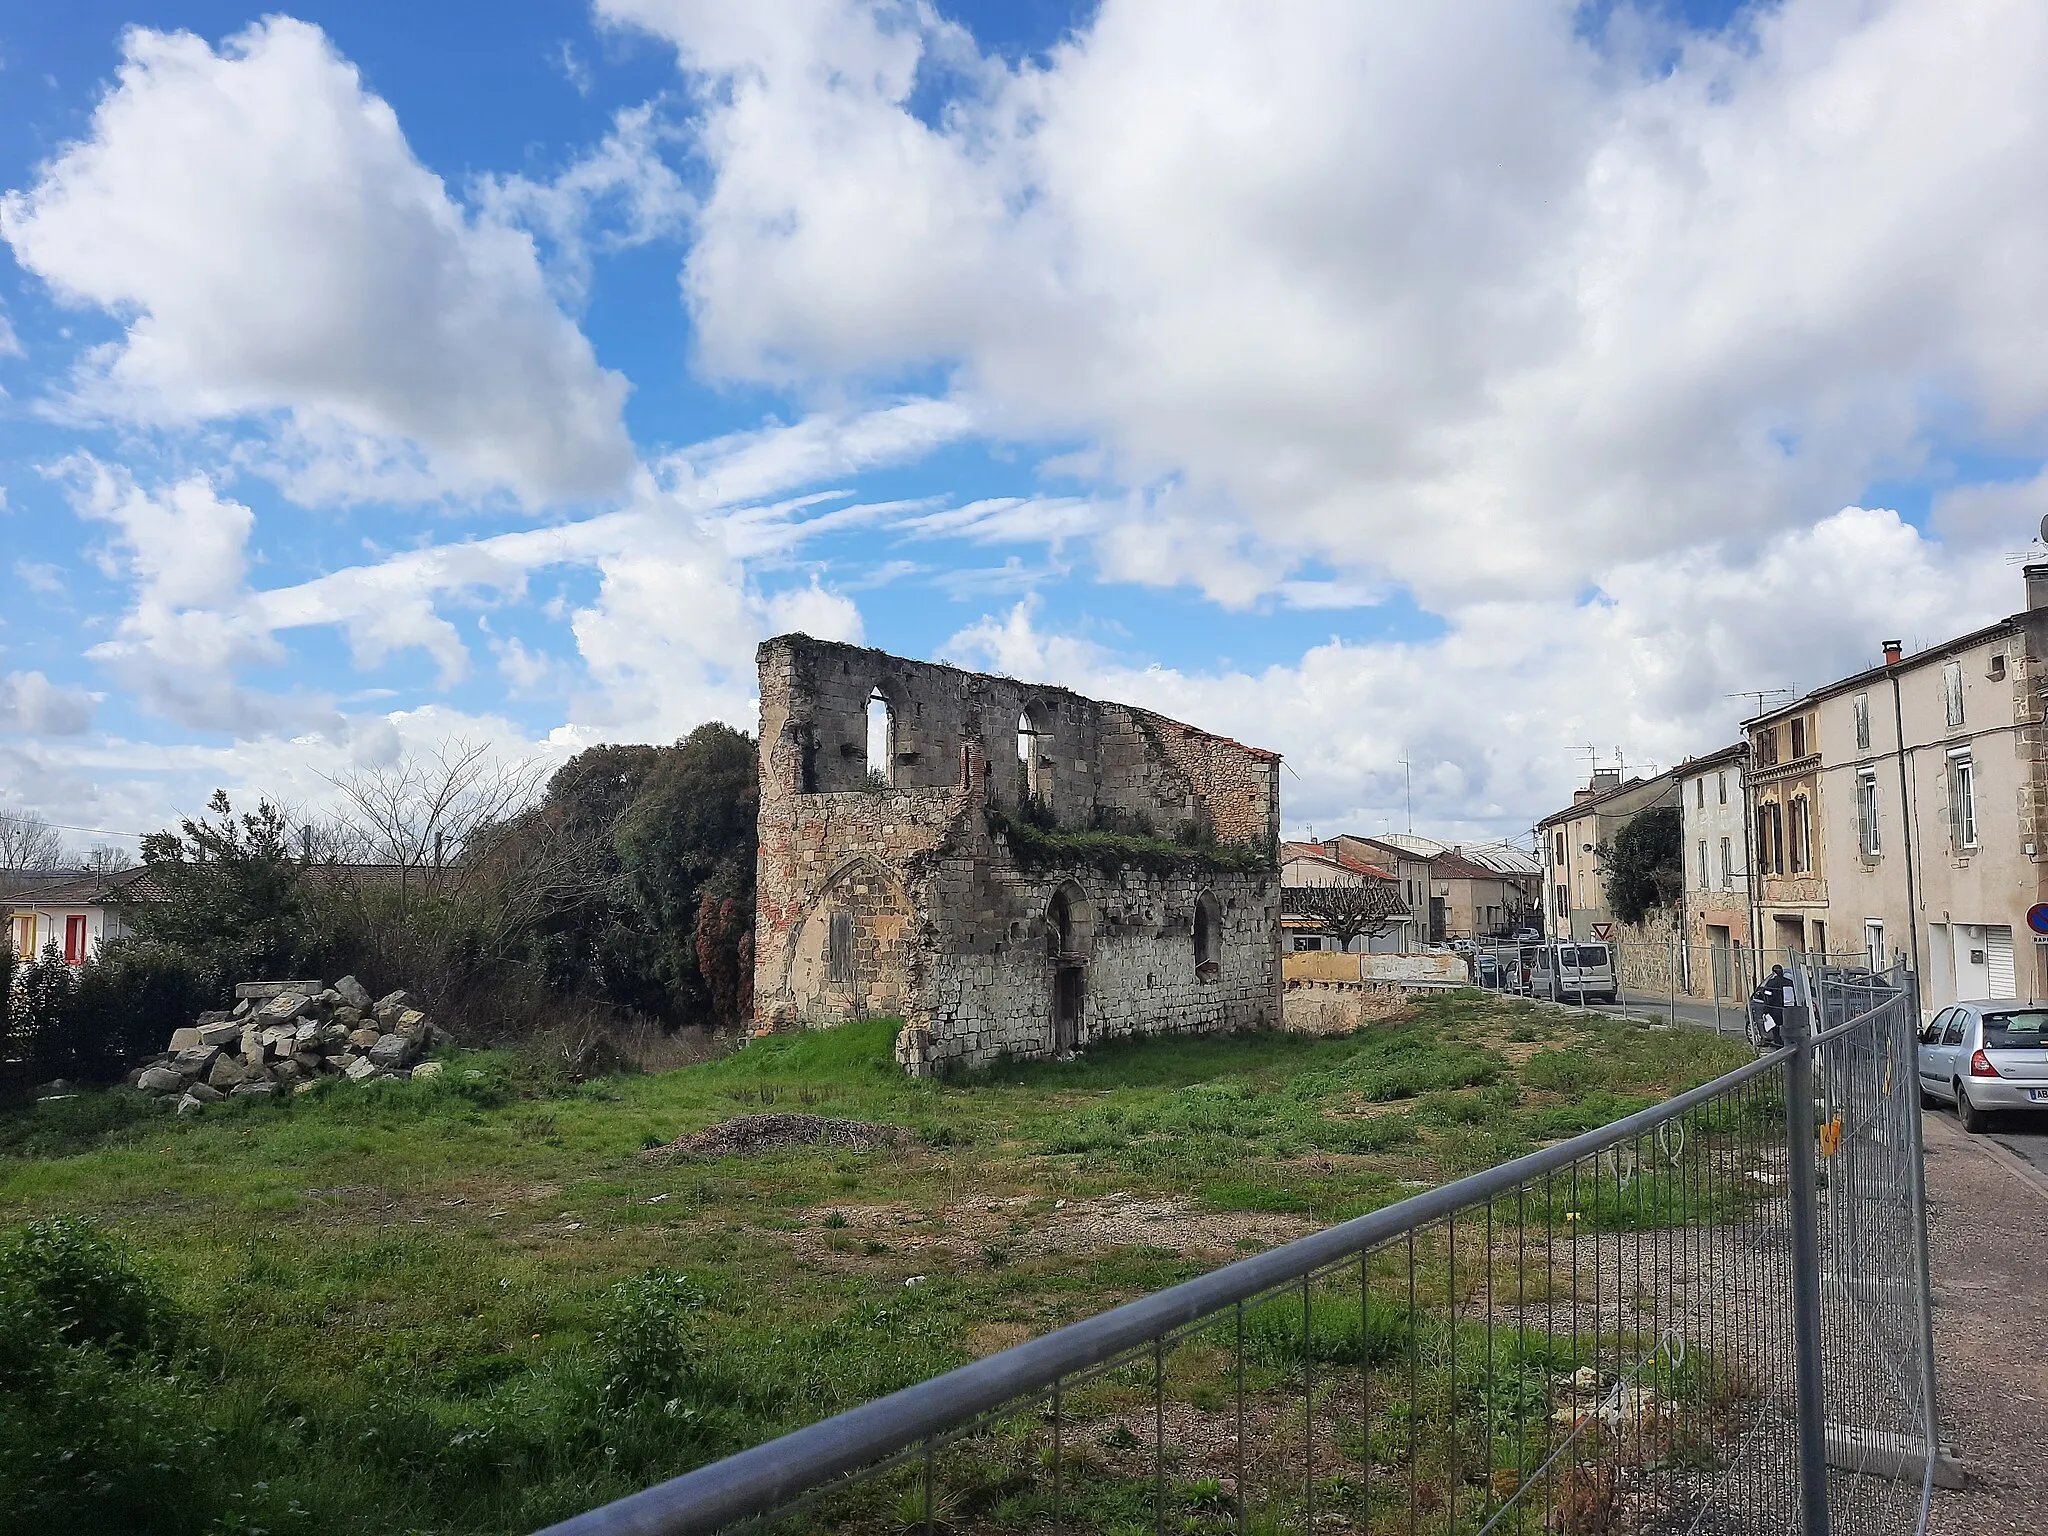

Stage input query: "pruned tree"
[
  {"left": 1284, "top": 880, "right": 1409, "bottom": 949},
  {"left": 0, "top": 810, "right": 66, "bottom": 872}
]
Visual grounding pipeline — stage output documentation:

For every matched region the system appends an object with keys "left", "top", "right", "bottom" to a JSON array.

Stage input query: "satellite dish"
[{"left": 2039, "top": 511, "right": 2048, "bottom": 545}]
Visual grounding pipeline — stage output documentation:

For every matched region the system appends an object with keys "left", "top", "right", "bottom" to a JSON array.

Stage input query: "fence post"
[
  {"left": 1783, "top": 990, "right": 1831, "bottom": 1536},
  {"left": 1900, "top": 968, "right": 1943, "bottom": 1466}
]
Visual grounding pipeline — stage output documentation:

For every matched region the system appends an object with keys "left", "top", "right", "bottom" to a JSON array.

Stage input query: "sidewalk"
[{"left": 1922, "top": 1112, "right": 2048, "bottom": 1534}]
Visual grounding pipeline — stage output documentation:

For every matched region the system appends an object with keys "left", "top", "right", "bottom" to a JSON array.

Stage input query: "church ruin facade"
[{"left": 753, "top": 636, "right": 1284, "bottom": 1074}]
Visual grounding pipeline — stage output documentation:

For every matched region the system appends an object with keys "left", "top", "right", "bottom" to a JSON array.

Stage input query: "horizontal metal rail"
[{"left": 537, "top": 1041, "right": 1799, "bottom": 1536}]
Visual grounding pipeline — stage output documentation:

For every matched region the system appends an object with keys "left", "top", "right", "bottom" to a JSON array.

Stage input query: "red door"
[{"left": 64, "top": 915, "right": 88, "bottom": 964}]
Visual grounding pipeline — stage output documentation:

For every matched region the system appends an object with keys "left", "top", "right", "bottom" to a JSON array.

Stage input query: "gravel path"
[{"left": 1922, "top": 1112, "right": 2048, "bottom": 1535}]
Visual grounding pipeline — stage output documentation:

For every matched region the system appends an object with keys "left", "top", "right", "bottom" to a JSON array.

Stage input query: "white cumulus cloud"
[
  {"left": 612, "top": 0, "right": 2048, "bottom": 605},
  {"left": 2, "top": 17, "right": 634, "bottom": 507}
]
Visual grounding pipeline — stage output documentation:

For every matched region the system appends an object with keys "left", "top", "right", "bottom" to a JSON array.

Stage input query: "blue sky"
[{"left": 2, "top": 0, "right": 2043, "bottom": 854}]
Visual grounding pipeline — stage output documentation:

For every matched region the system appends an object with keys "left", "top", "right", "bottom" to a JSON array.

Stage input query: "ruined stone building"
[{"left": 753, "top": 636, "right": 1283, "bottom": 1073}]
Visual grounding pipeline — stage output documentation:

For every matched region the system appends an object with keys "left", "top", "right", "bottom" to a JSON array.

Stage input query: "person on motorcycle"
[{"left": 1750, "top": 964, "right": 1792, "bottom": 1047}]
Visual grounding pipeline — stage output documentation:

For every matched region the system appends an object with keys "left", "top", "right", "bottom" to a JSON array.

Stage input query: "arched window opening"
[
  {"left": 1194, "top": 891, "right": 1222, "bottom": 977},
  {"left": 1017, "top": 707, "right": 1053, "bottom": 807},
  {"left": 866, "top": 688, "right": 894, "bottom": 785},
  {"left": 1046, "top": 890, "right": 1073, "bottom": 959}
]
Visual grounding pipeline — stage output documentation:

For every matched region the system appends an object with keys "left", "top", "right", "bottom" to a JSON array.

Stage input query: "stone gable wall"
[{"left": 754, "top": 635, "right": 1283, "bottom": 1072}]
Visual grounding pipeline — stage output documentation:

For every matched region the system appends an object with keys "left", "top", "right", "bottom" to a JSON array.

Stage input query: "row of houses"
[
  {"left": 1538, "top": 562, "right": 2048, "bottom": 1010},
  {"left": 1279, "top": 833, "right": 1542, "bottom": 952},
  {"left": 0, "top": 866, "right": 147, "bottom": 965}
]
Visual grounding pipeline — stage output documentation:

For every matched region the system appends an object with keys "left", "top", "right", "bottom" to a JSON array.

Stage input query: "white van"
[{"left": 1533, "top": 941, "right": 1618, "bottom": 1004}]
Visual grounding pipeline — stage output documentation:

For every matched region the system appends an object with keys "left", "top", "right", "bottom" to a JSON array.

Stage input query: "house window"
[
  {"left": 64, "top": 915, "right": 87, "bottom": 965},
  {"left": 1695, "top": 777, "right": 1705, "bottom": 809},
  {"left": 827, "top": 912, "right": 855, "bottom": 983},
  {"left": 1990, "top": 652, "right": 2008, "bottom": 681},
  {"left": 1948, "top": 750, "right": 1977, "bottom": 850},
  {"left": 1758, "top": 802, "right": 1785, "bottom": 875},
  {"left": 1788, "top": 796, "right": 1810, "bottom": 874},
  {"left": 1943, "top": 660, "right": 1965, "bottom": 728},
  {"left": 9, "top": 912, "right": 35, "bottom": 957},
  {"left": 1718, "top": 836, "right": 1733, "bottom": 889},
  {"left": 1553, "top": 883, "right": 1568, "bottom": 919},
  {"left": 1856, "top": 770, "right": 1880, "bottom": 857},
  {"left": 1758, "top": 728, "right": 1778, "bottom": 766},
  {"left": 1553, "top": 832, "right": 1565, "bottom": 867},
  {"left": 1717, "top": 770, "right": 1727, "bottom": 805},
  {"left": 1865, "top": 920, "right": 1885, "bottom": 972},
  {"left": 1697, "top": 839, "right": 1710, "bottom": 891},
  {"left": 1852, "top": 692, "right": 1871, "bottom": 751},
  {"left": 1790, "top": 717, "right": 1807, "bottom": 759}
]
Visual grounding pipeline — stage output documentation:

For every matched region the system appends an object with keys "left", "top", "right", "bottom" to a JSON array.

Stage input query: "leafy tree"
[
  {"left": 614, "top": 723, "right": 758, "bottom": 1027},
  {"left": 122, "top": 791, "right": 324, "bottom": 991},
  {"left": 1599, "top": 804, "right": 1684, "bottom": 926}
]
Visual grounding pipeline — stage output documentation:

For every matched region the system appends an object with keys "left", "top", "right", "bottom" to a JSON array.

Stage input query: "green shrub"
[
  {"left": 0, "top": 1216, "right": 169, "bottom": 1357},
  {"left": 0, "top": 1219, "right": 216, "bottom": 1536},
  {"left": 596, "top": 1269, "right": 707, "bottom": 1417}
]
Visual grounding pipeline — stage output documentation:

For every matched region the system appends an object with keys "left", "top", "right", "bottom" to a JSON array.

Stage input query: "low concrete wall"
[{"left": 1280, "top": 977, "right": 1414, "bottom": 1034}]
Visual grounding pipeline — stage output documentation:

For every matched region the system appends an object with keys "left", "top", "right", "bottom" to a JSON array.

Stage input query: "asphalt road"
[{"left": 1982, "top": 1112, "right": 2048, "bottom": 1177}]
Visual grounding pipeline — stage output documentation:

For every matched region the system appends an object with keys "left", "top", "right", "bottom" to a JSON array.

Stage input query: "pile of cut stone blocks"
[{"left": 128, "top": 976, "right": 449, "bottom": 1115}]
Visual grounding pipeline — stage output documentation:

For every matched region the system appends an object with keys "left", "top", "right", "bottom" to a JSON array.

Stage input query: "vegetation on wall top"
[{"left": 986, "top": 805, "right": 1273, "bottom": 879}]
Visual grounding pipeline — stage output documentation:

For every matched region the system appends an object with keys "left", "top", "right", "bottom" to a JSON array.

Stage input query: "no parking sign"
[{"left": 2029, "top": 904, "right": 2048, "bottom": 936}]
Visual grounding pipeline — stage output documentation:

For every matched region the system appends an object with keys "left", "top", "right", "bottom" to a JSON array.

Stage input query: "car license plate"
[{"left": 2030, "top": 1089, "right": 2048, "bottom": 1103}]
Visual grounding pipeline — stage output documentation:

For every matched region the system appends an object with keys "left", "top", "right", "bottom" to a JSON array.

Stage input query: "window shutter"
[
  {"left": 1948, "top": 765, "right": 1965, "bottom": 850},
  {"left": 827, "top": 912, "right": 854, "bottom": 983},
  {"left": 1944, "top": 661, "right": 1965, "bottom": 727}
]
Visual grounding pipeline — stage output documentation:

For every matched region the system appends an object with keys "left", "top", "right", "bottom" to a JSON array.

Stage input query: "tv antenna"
[
  {"left": 1726, "top": 687, "right": 1793, "bottom": 719},
  {"left": 1399, "top": 757, "right": 1413, "bottom": 832},
  {"left": 2002, "top": 512, "right": 2048, "bottom": 565}
]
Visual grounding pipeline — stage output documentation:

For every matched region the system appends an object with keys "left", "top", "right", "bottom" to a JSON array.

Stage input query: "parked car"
[
  {"left": 1529, "top": 941, "right": 1617, "bottom": 1004},
  {"left": 1511, "top": 927, "right": 1541, "bottom": 943},
  {"left": 1917, "top": 1001, "right": 2048, "bottom": 1133}
]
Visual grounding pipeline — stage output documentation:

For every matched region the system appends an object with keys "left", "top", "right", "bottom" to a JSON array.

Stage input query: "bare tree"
[
  {"left": 0, "top": 810, "right": 66, "bottom": 872},
  {"left": 1284, "top": 881, "right": 1409, "bottom": 950},
  {"left": 83, "top": 844, "right": 134, "bottom": 875},
  {"left": 324, "top": 740, "right": 549, "bottom": 900}
]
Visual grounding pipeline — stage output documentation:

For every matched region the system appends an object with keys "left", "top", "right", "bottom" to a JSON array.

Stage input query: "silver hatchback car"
[{"left": 1917, "top": 1001, "right": 2048, "bottom": 1133}]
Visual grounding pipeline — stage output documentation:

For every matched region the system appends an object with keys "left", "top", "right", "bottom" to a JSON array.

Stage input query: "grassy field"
[{"left": 0, "top": 992, "right": 1750, "bottom": 1536}]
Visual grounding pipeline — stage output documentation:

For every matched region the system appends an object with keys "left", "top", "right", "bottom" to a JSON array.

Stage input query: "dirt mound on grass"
[{"left": 640, "top": 1113, "right": 910, "bottom": 1159}]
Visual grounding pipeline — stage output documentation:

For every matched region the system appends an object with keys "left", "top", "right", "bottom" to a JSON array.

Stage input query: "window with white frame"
[
  {"left": 1865, "top": 919, "right": 1885, "bottom": 971},
  {"left": 1788, "top": 796, "right": 1811, "bottom": 874},
  {"left": 1943, "top": 660, "right": 1965, "bottom": 728},
  {"left": 1948, "top": 750, "right": 1977, "bottom": 850},
  {"left": 1856, "top": 769, "right": 1880, "bottom": 858},
  {"left": 1852, "top": 692, "right": 1871, "bottom": 751}
]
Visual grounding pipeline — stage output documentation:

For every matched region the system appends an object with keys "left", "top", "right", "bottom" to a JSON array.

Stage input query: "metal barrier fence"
[
  {"left": 1468, "top": 943, "right": 1894, "bottom": 1040},
  {"left": 541, "top": 970, "right": 1936, "bottom": 1536}
]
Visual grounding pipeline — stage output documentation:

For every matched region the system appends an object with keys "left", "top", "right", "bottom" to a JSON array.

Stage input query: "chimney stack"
[
  {"left": 1882, "top": 639, "right": 1903, "bottom": 666},
  {"left": 2026, "top": 562, "right": 2048, "bottom": 613}
]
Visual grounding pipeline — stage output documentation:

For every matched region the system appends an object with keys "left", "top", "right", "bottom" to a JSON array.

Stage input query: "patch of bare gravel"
[
  {"left": 1922, "top": 1114, "right": 2048, "bottom": 1536},
  {"left": 779, "top": 1190, "right": 1319, "bottom": 1273}
]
